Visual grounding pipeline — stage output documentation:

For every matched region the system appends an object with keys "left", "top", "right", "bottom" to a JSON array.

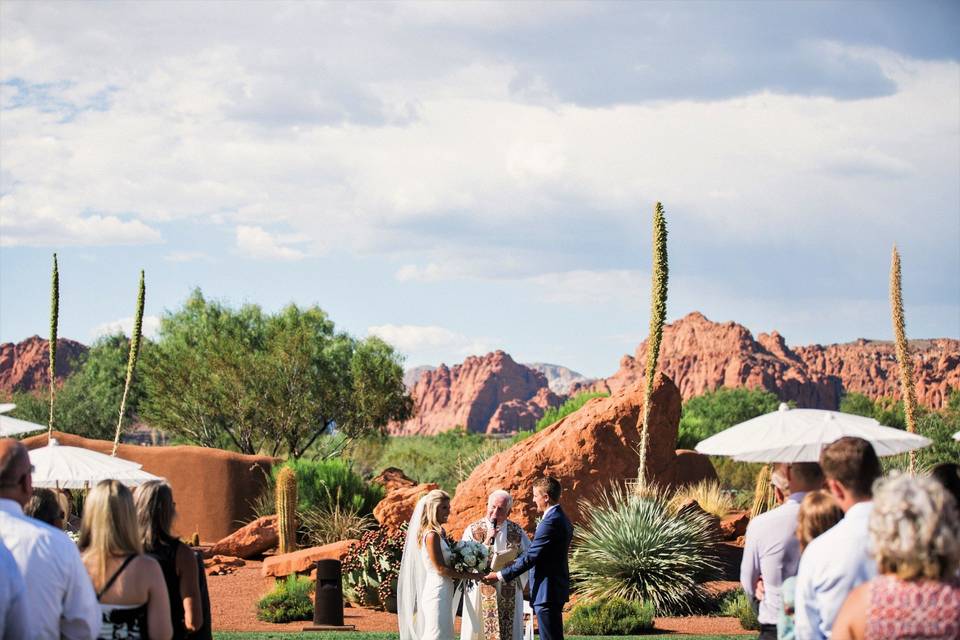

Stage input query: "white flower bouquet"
[{"left": 450, "top": 539, "right": 490, "bottom": 578}]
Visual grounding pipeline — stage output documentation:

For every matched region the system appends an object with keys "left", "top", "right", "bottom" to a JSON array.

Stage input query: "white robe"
[{"left": 459, "top": 519, "right": 531, "bottom": 640}]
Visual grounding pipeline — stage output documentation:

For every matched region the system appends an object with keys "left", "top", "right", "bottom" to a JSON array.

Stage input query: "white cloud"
[
  {"left": 367, "top": 324, "right": 497, "bottom": 364},
  {"left": 91, "top": 315, "right": 161, "bottom": 341},
  {"left": 528, "top": 270, "right": 647, "bottom": 305},
  {"left": 235, "top": 225, "right": 305, "bottom": 261},
  {"left": 163, "top": 250, "right": 213, "bottom": 263},
  {"left": 0, "top": 210, "right": 161, "bottom": 247}
]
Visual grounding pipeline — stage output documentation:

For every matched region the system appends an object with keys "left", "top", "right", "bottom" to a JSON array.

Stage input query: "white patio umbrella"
[
  {"left": 695, "top": 403, "right": 932, "bottom": 463},
  {"left": 29, "top": 438, "right": 163, "bottom": 489},
  {"left": 0, "top": 403, "right": 46, "bottom": 438}
]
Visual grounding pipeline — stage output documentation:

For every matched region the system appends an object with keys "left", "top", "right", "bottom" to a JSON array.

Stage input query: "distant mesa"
[
  {"left": 0, "top": 336, "right": 87, "bottom": 393},
  {"left": 403, "top": 365, "right": 436, "bottom": 390},
  {"left": 524, "top": 363, "right": 594, "bottom": 395}
]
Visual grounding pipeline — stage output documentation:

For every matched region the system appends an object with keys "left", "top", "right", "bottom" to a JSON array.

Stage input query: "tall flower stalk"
[
  {"left": 637, "top": 203, "right": 668, "bottom": 486},
  {"left": 112, "top": 270, "right": 145, "bottom": 455},
  {"left": 47, "top": 253, "right": 59, "bottom": 442},
  {"left": 889, "top": 246, "right": 918, "bottom": 473}
]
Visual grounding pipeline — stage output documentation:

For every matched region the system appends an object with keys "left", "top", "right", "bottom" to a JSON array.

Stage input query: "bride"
[{"left": 398, "top": 489, "right": 481, "bottom": 640}]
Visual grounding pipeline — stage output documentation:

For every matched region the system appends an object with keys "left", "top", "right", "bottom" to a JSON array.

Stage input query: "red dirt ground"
[{"left": 207, "top": 561, "right": 752, "bottom": 635}]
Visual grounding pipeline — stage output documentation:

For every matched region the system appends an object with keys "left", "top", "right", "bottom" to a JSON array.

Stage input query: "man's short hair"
[
  {"left": 820, "top": 437, "right": 881, "bottom": 498},
  {"left": 533, "top": 476, "right": 561, "bottom": 502},
  {"left": 790, "top": 462, "right": 824, "bottom": 487},
  {"left": 0, "top": 441, "right": 28, "bottom": 489}
]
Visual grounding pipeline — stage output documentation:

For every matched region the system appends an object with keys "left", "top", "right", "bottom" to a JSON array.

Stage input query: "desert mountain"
[
  {"left": 393, "top": 350, "right": 561, "bottom": 436},
  {"left": 524, "top": 363, "right": 593, "bottom": 395},
  {"left": 573, "top": 312, "right": 959, "bottom": 410},
  {"left": 403, "top": 365, "right": 436, "bottom": 390},
  {"left": 0, "top": 336, "right": 88, "bottom": 393}
]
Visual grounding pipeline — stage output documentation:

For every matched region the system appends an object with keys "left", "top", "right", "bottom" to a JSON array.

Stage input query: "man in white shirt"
[
  {"left": 0, "top": 537, "right": 29, "bottom": 640},
  {"left": 0, "top": 439, "right": 100, "bottom": 640},
  {"left": 741, "top": 462, "right": 824, "bottom": 639},
  {"left": 794, "top": 437, "right": 881, "bottom": 640}
]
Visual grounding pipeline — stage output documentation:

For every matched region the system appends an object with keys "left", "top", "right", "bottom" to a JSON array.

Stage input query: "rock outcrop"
[
  {"left": 446, "top": 374, "right": 717, "bottom": 534},
  {"left": 261, "top": 539, "right": 357, "bottom": 578},
  {"left": 524, "top": 363, "right": 594, "bottom": 395},
  {"left": 373, "top": 480, "right": 440, "bottom": 531},
  {"left": 0, "top": 336, "right": 87, "bottom": 393},
  {"left": 393, "top": 351, "right": 561, "bottom": 435},
  {"left": 575, "top": 312, "right": 959, "bottom": 410},
  {"left": 205, "top": 516, "right": 279, "bottom": 559}
]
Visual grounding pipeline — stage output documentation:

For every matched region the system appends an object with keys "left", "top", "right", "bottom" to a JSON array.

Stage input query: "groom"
[{"left": 483, "top": 476, "right": 573, "bottom": 640}]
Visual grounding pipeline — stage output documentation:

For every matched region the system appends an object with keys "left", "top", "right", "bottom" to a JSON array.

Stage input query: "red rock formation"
[
  {"left": 393, "top": 351, "right": 561, "bottom": 435},
  {"left": 205, "top": 516, "right": 278, "bottom": 559},
  {"left": 0, "top": 336, "right": 87, "bottom": 393},
  {"left": 447, "top": 374, "right": 717, "bottom": 534},
  {"left": 575, "top": 312, "right": 959, "bottom": 410},
  {"left": 261, "top": 539, "right": 357, "bottom": 578},
  {"left": 373, "top": 481, "right": 440, "bottom": 531}
]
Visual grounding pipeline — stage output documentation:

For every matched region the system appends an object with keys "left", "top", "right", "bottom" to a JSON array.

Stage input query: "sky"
[{"left": 0, "top": 1, "right": 958, "bottom": 379}]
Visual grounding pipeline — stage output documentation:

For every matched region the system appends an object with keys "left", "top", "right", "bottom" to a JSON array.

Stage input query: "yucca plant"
[
  {"left": 112, "top": 270, "right": 145, "bottom": 455},
  {"left": 637, "top": 203, "right": 669, "bottom": 487},
  {"left": 750, "top": 464, "right": 776, "bottom": 519},
  {"left": 669, "top": 480, "right": 734, "bottom": 519},
  {"left": 47, "top": 253, "right": 59, "bottom": 440},
  {"left": 570, "top": 484, "right": 721, "bottom": 615},
  {"left": 890, "top": 246, "right": 919, "bottom": 473}
]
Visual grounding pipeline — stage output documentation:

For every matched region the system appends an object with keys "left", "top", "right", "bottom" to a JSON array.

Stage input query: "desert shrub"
[
  {"left": 882, "top": 407, "right": 960, "bottom": 473},
  {"left": 341, "top": 525, "right": 406, "bottom": 610},
  {"left": 256, "top": 575, "right": 313, "bottom": 623},
  {"left": 564, "top": 597, "right": 655, "bottom": 635},
  {"left": 670, "top": 480, "right": 733, "bottom": 519},
  {"left": 536, "top": 392, "right": 609, "bottom": 431},
  {"left": 570, "top": 484, "right": 721, "bottom": 615},
  {"left": 712, "top": 457, "right": 766, "bottom": 495},
  {"left": 721, "top": 588, "right": 760, "bottom": 631},
  {"left": 277, "top": 458, "right": 383, "bottom": 515},
  {"left": 365, "top": 428, "right": 499, "bottom": 492},
  {"left": 678, "top": 387, "right": 783, "bottom": 450},
  {"left": 840, "top": 392, "right": 907, "bottom": 429},
  {"left": 300, "top": 493, "right": 376, "bottom": 547}
]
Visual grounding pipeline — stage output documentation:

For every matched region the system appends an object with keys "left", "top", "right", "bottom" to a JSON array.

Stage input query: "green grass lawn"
[{"left": 213, "top": 634, "right": 740, "bottom": 639}]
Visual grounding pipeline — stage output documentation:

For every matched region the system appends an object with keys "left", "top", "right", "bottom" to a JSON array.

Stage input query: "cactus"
[
  {"left": 112, "top": 270, "right": 146, "bottom": 455},
  {"left": 276, "top": 466, "right": 298, "bottom": 554},
  {"left": 637, "top": 203, "right": 669, "bottom": 487},
  {"left": 48, "top": 253, "right": 59, "bottom": 441},
  {"left": 890, "top": 246, "right": 919, "bottom": 473},
  {"left": 189, "top": 531, "right": 200, "bottom": 547}
]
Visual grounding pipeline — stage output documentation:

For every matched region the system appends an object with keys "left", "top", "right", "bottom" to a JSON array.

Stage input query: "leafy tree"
[
  {"left": 677, "top": 387, "right": 782, "bottom": 450},
  {"left": 9, "top": 334, "right": 148, "bottom": 440},
  {"left": 839, "top": 392, "right": 907, "bottom": 429},
  {"left": 139, "top": 289, "right": 412, "bottom": 458}
]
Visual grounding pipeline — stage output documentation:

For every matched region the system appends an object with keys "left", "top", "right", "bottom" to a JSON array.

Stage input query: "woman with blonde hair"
[
  {"left": 779, "top": 491, "right": 844, "bottom": 640},
  {"left": 831, "top": 474, "right": 960, "bottom": 640},
  {"left": 80, "top": 480, "right": 172, "bottom": 640},
  {"left": 134, "top": 480, "right": 203, "bottom": 638},
  {"left": 398, "top": 489, "right": 483, "bottom": 640}
]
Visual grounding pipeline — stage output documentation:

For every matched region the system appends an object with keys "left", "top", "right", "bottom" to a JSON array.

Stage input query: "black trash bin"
[{"left": 303, "top": 559, "right": 355, "bottom": 631}]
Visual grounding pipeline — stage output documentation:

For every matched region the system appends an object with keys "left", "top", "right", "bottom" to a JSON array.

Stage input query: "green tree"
[
  {"left": 140, "top": 289, "right": 412, "bottom": 458},
  {"left": 677, "top": 387, "right": 783, "bottom": 450},
  {"left": 9, "top": 334, "right": 148, "bottom": 440},
  {"left": 839, "top": 393, "right": 907, "bottom": 430}
]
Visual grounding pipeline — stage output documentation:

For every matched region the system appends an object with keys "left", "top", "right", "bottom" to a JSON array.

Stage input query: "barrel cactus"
[{"left": 276, "top": 466, "right": 298, "bottom": 554}]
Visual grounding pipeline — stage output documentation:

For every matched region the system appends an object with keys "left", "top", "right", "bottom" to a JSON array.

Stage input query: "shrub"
[
  {"left": 670, "top": 480, "right": 733, "bottom": 519},
  {"left": 678, "top": 388, "right": 782, "bottom": 450},
  {"left": 300, "top": 493, "right": 376, "bottom": 547},
  {"left": 570, "top": 484, "right": 721, "bottom": 615},
  {"left": 277, "top": 458, "right": 384, "bottom": 515},
  {"left": 712, "top": 457, "right": 765, "bottom": 494},
  {"left": 564, "top": 597, "right": 655, "bottom": 635},
  {"left": 720, "top": 588, "right": 760, "bottom": 631},
  {"left": 535, "top": 392, "right": 609, "bottom": 431},
  {"left": 341, "top": 525, "right": 406, "bottom": 610},
  {"left": 256, "top": 575, "right": 313, "bottom": 623}
]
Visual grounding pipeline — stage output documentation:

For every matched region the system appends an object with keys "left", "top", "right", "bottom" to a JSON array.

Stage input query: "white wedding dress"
[{"left": 398, "top": 498, "right": 459, "bottom": 640}]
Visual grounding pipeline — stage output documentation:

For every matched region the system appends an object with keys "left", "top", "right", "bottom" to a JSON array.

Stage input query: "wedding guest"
[
  {"left": 0, "top": 537, "right": 29, "bottom": 640},
  {"left": 25, "top": 487, "right": 65, "bottom": 529},
  {"left": 779, "top": 491, "right": 844, "bottom": 640},
  {"left": 135, "top": 480, "right": 203, "bottom": 638},
  {"left": 794, "top": 437, "right": 881, "bottom": 640},
  {"left": 931, "top": 462, "right": 960, "bottom": 507},
  {"left": 81, "top": 479, "right": 172, "bottom": 640},
  {"left": 831, "top": 473, "right": 960, "bottom": 639},
  {"left": 0, "top": 439, "right": 100, "bottom": 639},
  {"left": 742, "top": 462, "right": 824, "bottom": 640}
]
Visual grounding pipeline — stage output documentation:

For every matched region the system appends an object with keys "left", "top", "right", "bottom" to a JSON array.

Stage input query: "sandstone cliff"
[
  {"left": 574, "top": 312, "right": 959, "bottom": 410},
  {"left": 392, "top": 350, "right": 561, "bottom": 435},
  {"left": 0, "top": 336, "right": 88, "bottom": 393}
]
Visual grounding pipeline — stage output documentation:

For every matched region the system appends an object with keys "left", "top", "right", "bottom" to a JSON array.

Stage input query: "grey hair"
[
  {"left": 869, "top": 472, "right": 960, "bottom": 580},
  {"left": 488, "top": 489, "right": 513, "bottom": 509}
]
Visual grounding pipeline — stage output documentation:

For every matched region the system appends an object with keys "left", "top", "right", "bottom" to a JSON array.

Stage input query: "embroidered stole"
[{"left": 471, "top": 520, "right": 522, "bottom": 640}]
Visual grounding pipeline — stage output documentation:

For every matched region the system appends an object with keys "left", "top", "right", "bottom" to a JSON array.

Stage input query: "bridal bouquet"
[{"left": 450, "top": 539, "right": 490, "bottom": 580}]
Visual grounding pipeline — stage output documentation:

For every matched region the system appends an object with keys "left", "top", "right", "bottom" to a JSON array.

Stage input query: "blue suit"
[{"left": 500, "top": 505, "right": 573, "bottom": 640}]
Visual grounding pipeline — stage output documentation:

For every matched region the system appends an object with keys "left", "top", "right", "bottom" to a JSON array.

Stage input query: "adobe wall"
[{"left": 22, "top": 432, "right": 274, "bottom": 543}]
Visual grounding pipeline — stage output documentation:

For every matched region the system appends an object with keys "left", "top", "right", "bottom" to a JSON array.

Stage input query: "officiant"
[{"left": 460, "top": 489, "right": 532, "bottom": 640}]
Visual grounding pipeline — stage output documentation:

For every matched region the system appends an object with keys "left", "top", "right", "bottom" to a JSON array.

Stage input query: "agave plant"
[{"left": 570, "top": 484, "right": 721, "bottom": 615}]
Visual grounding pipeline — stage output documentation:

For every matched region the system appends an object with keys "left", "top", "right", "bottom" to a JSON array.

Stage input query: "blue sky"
[{"left": 1, "top": 1, "right": 958, "bottom": 378}]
